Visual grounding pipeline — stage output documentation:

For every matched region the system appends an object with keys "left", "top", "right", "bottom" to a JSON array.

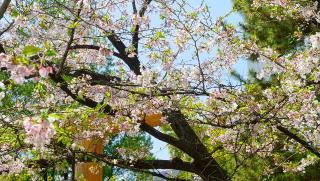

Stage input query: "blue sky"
[{"left": 151, "top": 0, "right": 245, "bottom": 160}]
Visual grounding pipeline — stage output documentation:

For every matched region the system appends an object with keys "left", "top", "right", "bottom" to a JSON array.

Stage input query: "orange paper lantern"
[
  {"left": 75, "top": 163, "right": 103, "bottom": 181},
  {"left": 144, "top": 113, "right": 162, "bottom": 127},
  {"left": 76, "top": 138, "right": 103, "bottom": 181},
  {"left": 78, "top": 138, "right": 104, "bottom": 154}
]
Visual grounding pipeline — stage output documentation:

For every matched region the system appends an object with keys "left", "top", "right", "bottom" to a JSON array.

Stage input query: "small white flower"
[
  {"left": 71, "top": 143, "right": 77, "bottom": 150},
  {"left": 112, "top": 159, "right": 118, "bottom": 164},
  {"left": 0, "top": 82, "right": 5, "bottom": 89},
  {"left": 0, "top": 92, "right": 5, "bottom": 101},
  {"left": 309, "top": 32, "right": 320, "bottom": 49}
]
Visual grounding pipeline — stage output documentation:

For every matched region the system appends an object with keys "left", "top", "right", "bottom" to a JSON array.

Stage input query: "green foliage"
[
  {"left": 233, "top": 0, "right": 320, "bottom": 54},
  {"left": 103, "top": 133, "right": 154, "bottom": 180},
  {"left": 0, "top": 171, "right": 32, "bottom": 181},
  {"left": 22, "top": 45, "right": 41, "bottom": 56}
]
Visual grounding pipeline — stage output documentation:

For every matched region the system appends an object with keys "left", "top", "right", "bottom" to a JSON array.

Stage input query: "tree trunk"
[{"left": 166, "top": 110, "right": 230, "bottom": 180}]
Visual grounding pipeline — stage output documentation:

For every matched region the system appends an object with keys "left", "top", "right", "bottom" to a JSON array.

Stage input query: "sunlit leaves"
[{"left": 22, "top": 45, "right": 41, "bottom": 56}]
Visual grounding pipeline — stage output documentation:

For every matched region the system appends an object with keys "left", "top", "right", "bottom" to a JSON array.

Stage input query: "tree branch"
[
  {"left": 0, "top": 44, "right": 5, "bottom": 53},
  {"left": 70, "top": 43, "right": 142, "bottom": 75},
  {"left": 80, "top": 151, "right": 196, "bottom": 173},
  {"left": 277, "top": 125, "right": 320, "bottom": 158},
  {"left": 140, "top": 122, "right": 182, "bottom": 148},
  {"left": 165, "top": 110, "right": 210, "bottom": 160},
  {"left": 106, "top": 31, "right": 142, "bottom": 75},
  {"left": 137, "top": 170, "right": 189, "bottom": 181},
  {"left": 164, "top": 110, "right": 229, "bottom": 181},
  {"left": 57, "top": 2, "right": 83, "bottom": 76},
  {"left": 131, "top": 0, "right": 152, "bottom": 54},
  {"left": 132, "top": 0, "right": 137, "bottom": 14},
  {"left": 49, "top": 73, "right": 114, "bottom": 114},
  {"left": 0, "top": 21, "right": 14, "bottom": 36},
  {"left": 0, "top": 0, "right": 11, "bottom": 20},
  {"left": 69, "top": 44, "right": 123, "bottom": 59}
]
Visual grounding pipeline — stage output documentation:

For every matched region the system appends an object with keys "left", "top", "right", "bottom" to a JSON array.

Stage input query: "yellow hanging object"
[
  {"left": 78, "top": 138, "right": 104, "bottom": 154},
  {"left": 144, "top": 113, "right": 162, "bottom": 127},
  {"left": 76, "top": 138, "right": 103, "bottom": 181},
  {"left": 76, "top": 113, "right": 162, "bottom": 180},
  {"left": 76, "top": 162, "right": 103, "bottom": 181}
]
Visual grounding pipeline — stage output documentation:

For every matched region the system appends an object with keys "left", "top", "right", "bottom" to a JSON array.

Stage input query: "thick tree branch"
[
  {"left": 81, "top": 151, "right": 196, "bottom": 173},
  {"left": 0, "top": 43, "right": 5, "bottom": 53},
  {"left": 138, "top": 170, "right": 189, "bottom": 181},
  {"left": 106, "top": 31, "right": 127, "bottom": 56},
  {"left": 69, "top": 44, "right": 123, "bottom": 59},
  {"left": 139, "top": 122, "right": 185, "bottom": 149},
  {"left": 131, "top": 0, "right": 152, "bottom": 54},
  {"left": 165, "top": 110, "right": 229, "bottom": 181},
  {"left": 132, "top": 0, "right": 137, "bottom": 14},
  {"left": 140, "top": 122, "right": 210, "bottom": 168},
  {"left": 165, "top": 110, "right": 210, "bottom": 159},
  {"left": 70, "top": 43, "right": 142, "bottom": 75},
  {"left": 124, "top": 159, "right": 195, "bottom": 171},
  {"left": 139, "top": 0, "right": 152, "bottom": 16},
  {"left": 277, "top": 125, "right": 320, "bottom": 158},
  {"left": 70, "top": 44, "right": 100, "bottom": 50},
  {"left": 106, "top": 31, "right": 142, "bottom": 75},
  {"left": 0, "top": 21, "right": 13, "bottom": 36},
  {"left": 0, "top": 0, "right": 10, "bottom": 19},
  {"left": 0, "top": 0, "right": 11, "bottom": 54},
  {"left": 49, "top": 73, "right": 115, "bottom": 114}
]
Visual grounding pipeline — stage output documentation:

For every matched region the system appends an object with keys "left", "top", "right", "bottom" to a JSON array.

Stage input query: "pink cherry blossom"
[
  {"left": 23, "top": 117, "right": 55, "bottom": 150},
  {"left": 39, "top": 67, "right": 49, "bottom": 78}
]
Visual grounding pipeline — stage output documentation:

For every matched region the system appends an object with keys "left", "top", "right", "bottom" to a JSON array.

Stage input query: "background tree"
[{"left": 234, "top": 0, "right": 320, "bottom": 54}]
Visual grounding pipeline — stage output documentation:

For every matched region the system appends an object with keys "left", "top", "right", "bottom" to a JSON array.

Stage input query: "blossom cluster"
[
  {"left": 1, "top": 0, "right": 320, "bottom": 179},
  {"left": 0, "top": 145, "right": 25, "bottom": 176},
  {"left": 23, "top": 117, "right": 55, "bottom": 150}
]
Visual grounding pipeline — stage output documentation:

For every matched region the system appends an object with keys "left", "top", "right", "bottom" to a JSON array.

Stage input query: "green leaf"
[
  {"left": 44, "top": 40, "right": 50, "bottom": 49},
  {"left": 45, "top": 49, "right": 57, "bottom": 57},
  {"left": 39, "top": 22, "right": 48, "bottom": 30},
  {"left": 67, "top": 21, "right": 79, "bottom": 29},
  {"left": 103, "top": 15, "right": 110, "bottom": 22},
  {"left": 62, "top": 75, "right": 73, "bottom": 82},
  {"left": 15, "top": 55, "right": 29, "bottom": 64},
  {"left": 18, "top": 28, "right": 30, "bottom": 37},
  {"left": 204, "top": 5, "right": 209, "bottom": 12},
  {"left": 11, "top": 9, "right": 19, "bottom": 18},
  {"left": 155, "top": 31, "right": 165, "bottom": 39},
  {"left": 22, "top": 45, "right": 41, "bottom": 56},
  {"left": 48, "top": 113, "right": 63, "bottom": 120},
  {"left": 190, "top": 12, "right": 198, "bottom": 19},
  {"left": 130, "top": 26, "right": 136, "bottom": 33},
  {"left": 103, "top": 165, "right": 113, "bottom": 179},
  {"left": 77, "top": 92, "right": 85, "bottom": 101}
]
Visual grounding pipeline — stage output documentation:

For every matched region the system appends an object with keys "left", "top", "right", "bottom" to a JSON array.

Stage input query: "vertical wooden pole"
[{"left": 71, "top": 151, "right": 75, "bottom": 181}]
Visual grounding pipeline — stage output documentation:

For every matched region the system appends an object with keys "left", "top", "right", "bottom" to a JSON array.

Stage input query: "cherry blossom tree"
[{"left": 0, "top": 0, "right": 320, "bottom": 180}]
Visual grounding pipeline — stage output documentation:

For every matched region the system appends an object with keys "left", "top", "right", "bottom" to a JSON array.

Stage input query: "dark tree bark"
[{"left": 0, "top": 0, "right": 11, "bottom": 19}]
